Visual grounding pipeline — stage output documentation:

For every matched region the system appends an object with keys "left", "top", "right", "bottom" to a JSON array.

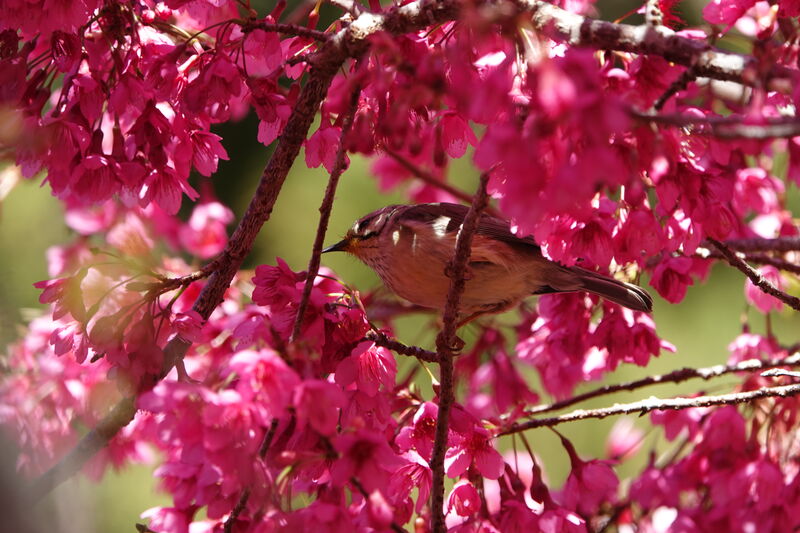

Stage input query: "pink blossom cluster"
[
  {"left": 0, "top": 0, "right": 307, "bottom": 214},
  {"left": 1, "top": 0, "right": 800, "bottom": 532}
]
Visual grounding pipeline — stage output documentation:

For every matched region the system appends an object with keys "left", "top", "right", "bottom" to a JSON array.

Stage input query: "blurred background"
[{"left": 1, "top": 0, "right": 799, "bottom": 531}]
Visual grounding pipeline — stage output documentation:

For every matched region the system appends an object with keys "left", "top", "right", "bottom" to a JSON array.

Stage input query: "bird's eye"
[{"left": 357, "top": 231, "right": 378, "bottom": 240}]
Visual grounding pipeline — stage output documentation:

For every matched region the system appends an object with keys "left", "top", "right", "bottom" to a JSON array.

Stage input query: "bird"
[{"left": 323, "top": 203, "right": 652, "bottom": 324}]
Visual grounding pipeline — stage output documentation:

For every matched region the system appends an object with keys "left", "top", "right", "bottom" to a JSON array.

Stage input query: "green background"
[{"left": 2, "top": 0, "right": 799, "bottom": 531}]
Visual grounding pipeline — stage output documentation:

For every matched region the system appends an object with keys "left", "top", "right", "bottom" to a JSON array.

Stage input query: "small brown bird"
[{"left": 324, "top": 203, "right": 652, "bottom": 323}]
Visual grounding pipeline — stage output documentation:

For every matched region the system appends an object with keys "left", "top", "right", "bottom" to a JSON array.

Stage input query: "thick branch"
[
  {"left": 430, "top": 173, "right": 490, "bottom": 533},
  {"left": 521, "top": 0, "right": 795, "bottom": 92},
  {"left": 502, "top": 382, "right": 800, "bottom": 434},
  {"left": 709, "top": 238, "right": 800, "bottom": 312},
  {"left": 527, "top": 352, "right": 800, "bottom": 416}
]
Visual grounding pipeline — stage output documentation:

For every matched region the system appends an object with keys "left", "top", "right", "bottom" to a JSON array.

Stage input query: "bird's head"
[{"left": 323, "top": 206, "right": 398, "bottom": 260}]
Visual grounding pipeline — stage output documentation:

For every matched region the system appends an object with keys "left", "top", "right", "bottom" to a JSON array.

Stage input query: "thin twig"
[
  {"left": 365, "top": 330, "right": 439, "bottom": 363},
  {"left": 705, "top": 236, "right": 800, "bottom": 253},
  {"left": 526, "top": 352, "right": 800, "bottom": 416},
  {"left": 502, "top": 382, "right": 800, "bottom": 435},
  {"left": 223, "top": 419, "right": 280, "bottom": 533},
  {"left": 242, "top": 20, "right": 330, "bottom": 41},
  {"left": 709, "top": 237, "right": 800, "bottom": 311},
  {"left": 695, "top": 249, "right": 800, "bottom": 275},
  {"left": 653, "top": 66, "right": 697, "bottom": 111},
  {"left": 632, "top": 109, "right": 800, "bottom": 139},
  {"left": 350, "top": 477, "right": 406, "bottom": 533},
  {"left": 382, "top": 147, "right": 502, "bottom": 219},
  {"left": 430, "top": 172, "right": 490, "bottom": 533},
  {"left": 291, "top": 82, "right": 362, "bottom": 342}
]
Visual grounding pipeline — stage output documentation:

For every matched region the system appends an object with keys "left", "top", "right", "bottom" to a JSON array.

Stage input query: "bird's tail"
[{"left": 571, "top": 266, "right": 653, "bottom": 313}]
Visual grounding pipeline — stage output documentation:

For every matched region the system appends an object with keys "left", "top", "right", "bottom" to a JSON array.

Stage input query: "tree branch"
[
  {"left": 526, "top": 352, "right": 800, "bottom": 416},
  {"left": 705, "top": 236, "right": 800, "bottom": 253},
  {"left": 502, "top": 382, "right": 800, "bottom": 435},
  {"left": 430, "top": 173, "right": 490, "bottom": 533},
  {"left": 695, "top": 249, "right": 800, "bottom": 275},
  {"left": 223, "top": 419, "right": 279, "bottom": 533},
  {"left": 709, "top": 237, "right": 800, "bottom": 312},
  {"left": 242, "top": 20, "right": 331, "bottom": 41},
  {"left": 366, "top": 330, "right": 439, "bottom": 363},
  {"left": 382, "top": 147, "right": 502, "bottom": 218},
  {"left": 631, "top": 109, "right": 800, "bottom": 139},
  {"left": 520, "top": 0, "right": 795, "bottom": 92},
  {"left": 291, "top": 82, "right": 362, "bottom": 342}
]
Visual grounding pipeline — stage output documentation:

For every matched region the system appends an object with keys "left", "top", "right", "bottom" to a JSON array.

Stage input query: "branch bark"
[
  {"left": 502, "top": 382, "right": 800, "bottom": 434},
  {"left": 526, "top": 352, "right": 800, "bottom": 416},
  {"left": 430, "top": 173, "right": 490, "bottom": 533},
  {"left": 709, "top": 237, "right": 800, "bottom": 312}
]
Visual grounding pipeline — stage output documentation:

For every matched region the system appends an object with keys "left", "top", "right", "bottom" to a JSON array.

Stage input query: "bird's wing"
[
  {"left": 395, "top": 203, "right": 542, "bottom": 251},
  {"left": 395, "top": 203, "right": 542, "bottom": 268}
]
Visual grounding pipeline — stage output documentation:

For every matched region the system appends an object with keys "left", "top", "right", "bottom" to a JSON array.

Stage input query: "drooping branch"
[
  {"left": 291, "top": 81, "right": 362, "bottom": 342},
  {"left": 430, "top": 173, "right": 490, "bottom": 533},
  {"left": 502, "top": 382, "right": 800, "bottom": 434},
  {"left": 526, "top": 352, "right": 800, "bottom": 416},
  {"left": 709, "top": 238, "right": 800, "bottom": 312}
]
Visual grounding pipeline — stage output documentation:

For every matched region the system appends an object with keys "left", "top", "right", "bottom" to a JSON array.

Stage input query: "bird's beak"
[{"left": 322, "top": 238, "right": 351, "bottom": 253}]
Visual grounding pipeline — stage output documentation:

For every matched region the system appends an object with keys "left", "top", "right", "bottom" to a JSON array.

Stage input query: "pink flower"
[
  {"left": 561, "top": 457, "right": 619, "bottom": 516},
  {"left": 388, "top": 451, "right": 432, "bottom": 513},
  {"left": 249, "top": 77, "right": 292, "bottom": 146},
  {"left": 331, "top": 430, "right": 407, "bottom": 493},
  {"left": 190, "top": 131, "right": 228, "bottom": 177},
  {"left": 448, "top": 479, "right": 481, "bottom": 516},
  {"left": 396, "top": 402, "right": 440, "bottom": 461},
  {"left": 294, "top": 380, "right": 346, "bottom": 436},
  {"left": 728, "top": 333, "right": 782, "bottom": 365},
  {"left": 306, "top": 125, "right": 346, "bottom": 173},
  {"left": 606, "top": 418, "right": 644, "bottom": 461},
  {"left": 179, "top": 201, "right": 234, "bottom": 259},
  {"left": 439, "top": 112, "right": 477, "bottom": 159},
  {"left": 703, "top": 0, "right": 758, "bottom": 27},
  {"left": 228, "top": 349, "right": 300, "bottom": 421},
  {"left": 251, "top": 258, "right": 305, "bottom": 307},
  {"left": 445, "top": 426, "right": 504, "bottom": 479},
  {"left": 242, "top": 23, "right": 284, "bottom": 77},
  {"left": 650, "top": 256, "right": 709, "bottom": 304},
  {"left": 334, "top": 341, "right": 397, "bottom": 397},
  {"left": 744, "top": 265, "right": 786, "bottom": 313},
  {"left": 650, "top": 407, "right": 707, "bottom": 441}
]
